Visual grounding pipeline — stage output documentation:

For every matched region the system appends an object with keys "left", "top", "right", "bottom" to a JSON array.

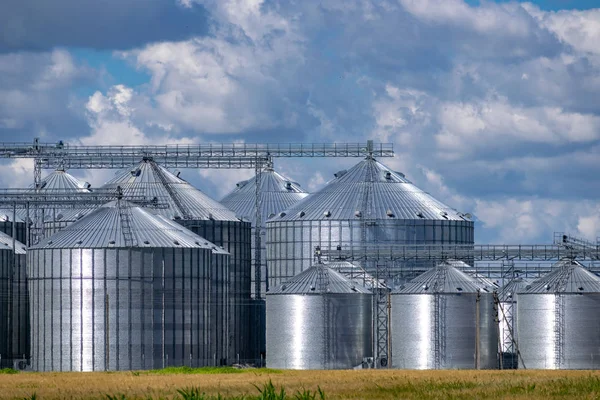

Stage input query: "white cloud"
[
  {"left": 436, "top": 97, "right": 600, "bottom": 158},
  {"left": 0, "top": 49, "right": 92, "bottom": 131},
  {"left": 399, "top": 0, "right": 532, "bottom": 36},
  {"left": 524, "top": 5, "right": 600, "bottom": 56},
  {"left": 474, "top": 198, "right": 599, "bottom": 244},
  {"left": 115, "top": 0, "right": 304, "bottom": 135}
]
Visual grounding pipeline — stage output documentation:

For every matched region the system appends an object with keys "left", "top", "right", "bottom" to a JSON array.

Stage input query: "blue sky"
[{"left": 0, "top": 0, "right": 599, "bottom": 244}]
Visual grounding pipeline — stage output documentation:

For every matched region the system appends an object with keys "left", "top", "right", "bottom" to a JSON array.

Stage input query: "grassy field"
[{"left": 1, "top": 368, "right": 600, "bottom": 399}]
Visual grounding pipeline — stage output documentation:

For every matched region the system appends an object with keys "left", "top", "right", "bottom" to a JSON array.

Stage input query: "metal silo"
[
  {"left": 102, "top": 159, "right": 251, "bottom": 363},
  {"left": 28, "top": 200, "right": 230, "bottom": 371},
  {"left": 34, "top": 169, "right": 92, "bottom": 238},
  {"left": 325, "top": 260, "right": 386, "bottom": 290},
  {"left": 0, "top": 231, "right": 27, "bottom": 368},
  {"left": 221, "top": 165, "right": 308, "bottom": 363},
  {"left": 517, "top": 260, "right": 600, "bottom": 369},
  {"left": 266, "top": 263, "right": 372, "bottom": 369},
  {"left": 221, "top": 164, "right": 308, "bottom": 298},
  {"left": 498, "top": 278, "right": 529, "bottom": 369},
  {"left": 266, "top": 156, "right": 474, "bottom": 289},
  {"left": 0, "top": 211, "right": 26, "bottom": 245},
  {"left": 391, "top": 262, "right": 498, "bottom": 369}
]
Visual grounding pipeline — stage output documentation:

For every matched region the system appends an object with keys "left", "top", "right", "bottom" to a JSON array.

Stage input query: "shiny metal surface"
[
  {"left": 102, "top": 159, "right": 253, "bottom": 361},
  {"left": 33, "top": 170, "right": 93, "bottom": 238},
  {"left": 103, "top": 160, "right": 238, "bottom": 221},
  {"left": 498, "top": 278, "right": 529, "bottom": 354},
  {"left": 221, "top": 166, "right": 308, "bottom": 298},
  {"left": 35, "top": 201, "right": 221, "bottom": 249},
  {"left": 517, "top": 261, "right": 600, "bottom": 369},
  {"left": 266, "top": 157, "right": 474, "bottom": 288},
  {"left": 266, "top": 264, "right": 372, "bottom": 369},
  {"left": 325, "top": 260, "right": 386, "bottom": 289},
  {"left": 391, "top": 264, "right": 498, "bottom": 369},
  {"left": 28, "top": 202, "right": 230, "bottom": 371},
  {"left": 0, "top": 214, "right": 26, "bottom": 244}
]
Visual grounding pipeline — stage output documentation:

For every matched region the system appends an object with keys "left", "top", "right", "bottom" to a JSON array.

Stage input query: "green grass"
[{"left": 0, "top": 368, "right": 19, "bottom": 374}]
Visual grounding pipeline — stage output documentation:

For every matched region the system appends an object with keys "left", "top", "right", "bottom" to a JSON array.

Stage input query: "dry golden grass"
[{"left": 1, "top": 369, "right": 600, "bottom": 399}]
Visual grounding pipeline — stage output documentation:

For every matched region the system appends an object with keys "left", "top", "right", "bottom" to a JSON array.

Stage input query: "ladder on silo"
[
  {"left": 501, "top": 260, "right": 517, "bottom": 357},
  {"left": 553, "top": 262, "right": 572, "bottom": 368},
  {"left": 117, "top": 198, "right": 137, "bottom": 248},
  {"left": 432, "top": 267, "right": 446, "bottom": 369},
  {"left": 150, "top": 159, "right": 192, "bottom": 220},
  {"left": 316, "top": 263, "right": 331, "bottom": 368}
]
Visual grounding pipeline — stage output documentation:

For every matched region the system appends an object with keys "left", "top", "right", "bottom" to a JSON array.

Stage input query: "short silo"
[
  {"left": 266, "top": 263, "right": 372, "bottom": 369},
  {"left": 391, "top": 262, "right": 498, "bottom": 369},
  {"left": 102, "top": 159, "right": 251, "bottom": 362},
  {"left": 28, "top": 200, "right": 229, "bottom": 371},
  {"left": 517, "top": 260, "right": 600, "bottom": 369},
  {"left": 0, "top": 232, "right": 28, "bottom": 368},
  {"left": 498, "top": 278, "right": 529, "bottom": 369}
]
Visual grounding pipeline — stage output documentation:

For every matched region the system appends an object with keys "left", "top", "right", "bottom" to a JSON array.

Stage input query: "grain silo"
[
  {"left": 0, "top": 231, "right": 27, "bottom": 368},
  {"left": 266, "top": 263, "right": 372, "bottom": 369},
  {"left": 220, "top": 164, "right": 308, "bottom": 363},
  {"left": 28, "top": 200, "right": 230, "bottom": 371},
  {"left": 101, "top": 159, "right": 252, "bottom": 363},
  {"left": 391, "top": 261, "right": 498, "bottom": 369},
  {"left": 34, "top": 169, "right": 92, "bottom": 238},
  {"left": 221, "top": 164, "right": 308, "bottom": 297},
  {"left": 0, "top": 211, "right": 26, "bottom": 245},
  {"left": 498, "top": 278, "right": 529, "bottom": 369},
  {"left": 266, "top": 156, "right": 474, "bottom": 289},
  {"left": 325, "top": 260, "right": 386, "bottom": 290},
  {"left": 517, "top": 260, "right": 600, "bottom": 369}
]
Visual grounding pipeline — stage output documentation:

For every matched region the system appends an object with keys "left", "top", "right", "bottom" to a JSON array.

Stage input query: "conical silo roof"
[
  {"left": 394, "top": 262, "right": 490, "bottom": 294},
  {"left": 102, "top": 159, "right": 238, "bottom": 222},
  {"left": 268, "top": 263, "right": 371, "bottom": 295},
  {"left": 32, "top": 169, "right": 93, "bottom": 222},
  {"left": 270, "top": 157, "right": 469, "bottom": 222},
  {"left": 325, "top": 260, "right": 386, "bottom": 289},
  {"left": 519, "top": 259, "right": 600, "bottom": 294},
  {"left": 0, "top": 230, "right": 26, "bottom": 254},
  {"left": 32, "top": 200, "right": 226, "bottom": 250},
  {"left": 220, "top": 166, "right": 308, "bottom": 226},
  {"left": 499, "top": 278, "right": 530, "bottom": 302},
  {"left": 444, "top": 259, "right": 499, "bottom": 290},
  {"left": 32, "top": 169, "right": 91, "bottom": 192}
]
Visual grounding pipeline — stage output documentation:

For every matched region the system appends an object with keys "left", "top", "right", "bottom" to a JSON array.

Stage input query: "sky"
[{"left": 0, "top": 0, "right": 599, "bottom": 244}]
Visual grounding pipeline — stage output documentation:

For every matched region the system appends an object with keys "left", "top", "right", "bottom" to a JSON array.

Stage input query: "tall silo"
[
  {"left": 498, "top": 278, "right": 529, "bottom": 369},
  {"left": 34, "top": 169, "right": 92, "bottom": 238},
  {"left": 101, "top": 159, "right": 252, "bottom": 363},
  {"left": 221, "top": 164, "right": 308, "bottom": 297},
  {"left": 391, "top": 262, "right": 498, "bottom": 369},
  {"left": 0, "top": 231, "right": 27, "bottom": 368},
  {"left": 517, "top": 260, "right": 600, "bottom": 369},
  {"left": 0, "top": 211, "right": 26, "bottom": 245},
  {"left": 266, "top": 156, "right": 474, "bottom": 289},
  {"left": 28, "top": 200, "right": 230, "bottom": 371},
  {"left": 266, "top": 263, "right": 372, "bottom": 369},
  {"left": 221, "top": 164, "right": 308, "bottom": 363}
]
